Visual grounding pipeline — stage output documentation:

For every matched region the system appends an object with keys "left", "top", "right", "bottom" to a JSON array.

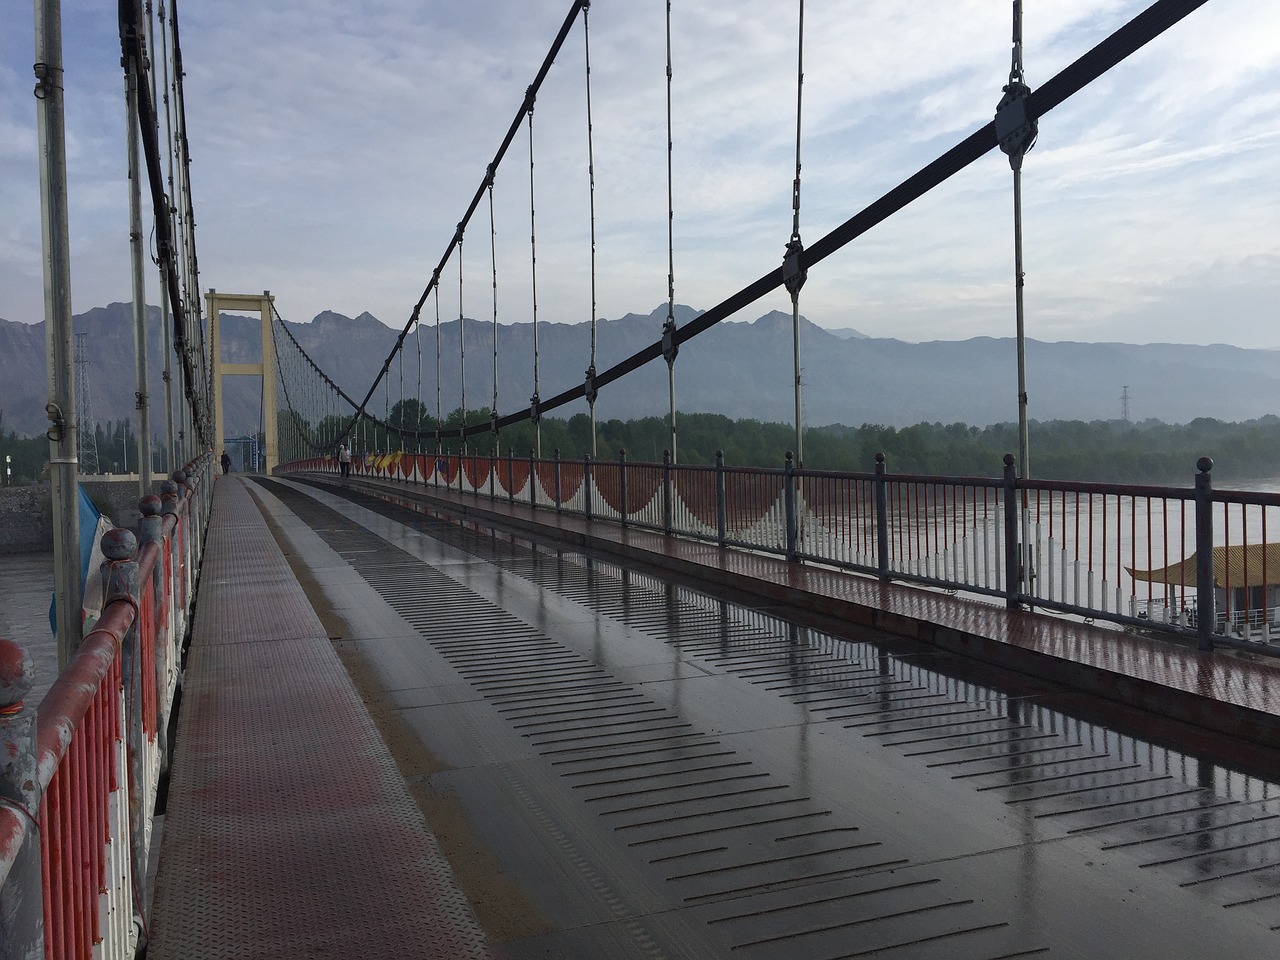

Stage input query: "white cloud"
[{"left": 0, "top": 0, "right": 1276, "bottom": 372}]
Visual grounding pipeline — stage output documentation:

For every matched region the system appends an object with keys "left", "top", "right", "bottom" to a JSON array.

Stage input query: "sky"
[{"left": 2, "top": 0, "right": 1278, "bottom": 349}]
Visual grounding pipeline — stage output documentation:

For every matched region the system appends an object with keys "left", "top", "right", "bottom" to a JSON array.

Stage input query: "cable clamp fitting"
[
  {"left": 783, "top": 237, "right": 807, "bottom": 297},
  {"left": 32, "top": 62, "right": 54, "bottom": 99},
  {"left": 45, "top": 403, "right": 65, "bottom": 443},
  {"left": 995, "top": 80, "right": 1037, "bottom": 172},
  {"left": 530, "top": 392, "right": 541, "bottom": 426},
  {"left": 584, "top": 365, "right": 598, "bottom": 406},
  {"left": 661, "top": 318, "right": 678, "bottom": 365}
]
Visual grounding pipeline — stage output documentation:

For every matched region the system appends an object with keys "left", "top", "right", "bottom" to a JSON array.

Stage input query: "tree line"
[
  {"left": 341, "top": 404, "right": 1280, "bottom": 485},
  {"left": 4, "top": 408, "right": 1278, "bottom": 486}
]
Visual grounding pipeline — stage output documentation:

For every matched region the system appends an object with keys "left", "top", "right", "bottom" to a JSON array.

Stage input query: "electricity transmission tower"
[
  {"left": 1121, "top": 385, "right": 1131, "bottom": 423},
  {"left": 75, "top": 332, "right": 100, "bottom": 474}
]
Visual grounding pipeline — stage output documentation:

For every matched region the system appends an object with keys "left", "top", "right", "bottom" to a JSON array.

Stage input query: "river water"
[{"left": 0, "top": 551, "right": 58, "bottom": 704}]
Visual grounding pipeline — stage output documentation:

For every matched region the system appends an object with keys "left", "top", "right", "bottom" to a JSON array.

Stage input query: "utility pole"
[
  {"left": 75, "top": 332, "right": 100, "bottom": 473},
  {"left": 35, "top": 0, "right": 83, "bottom": 666}
]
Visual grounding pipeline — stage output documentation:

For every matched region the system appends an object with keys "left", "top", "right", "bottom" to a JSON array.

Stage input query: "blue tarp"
[{"left": 49, "top": 485, "right": 110, "bottom": 637}]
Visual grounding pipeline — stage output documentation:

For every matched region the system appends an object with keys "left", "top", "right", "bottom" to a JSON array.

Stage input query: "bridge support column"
[{"left": 205, "top": 290, "right": 277, "bottom": 471}]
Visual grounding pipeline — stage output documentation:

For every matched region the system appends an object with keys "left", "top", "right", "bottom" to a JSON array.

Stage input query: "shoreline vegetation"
[
  {"left": 4, "top": 412, "right": 1278, "bottom": 487},
  {"left": 371, "top": 407, "right": 1280, "bottom": 486}
]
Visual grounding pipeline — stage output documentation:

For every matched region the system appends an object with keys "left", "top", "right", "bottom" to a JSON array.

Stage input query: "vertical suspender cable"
[
  {"left": 397, "top": 329, "right": 404, "bottom": 449},
  {"left": 121, "top": 13, "right": 152, "bottom": 494},
  {"left": 997, "top": 0, "right": 1036, "bottom": 480},
  {"left": 148, "top": 1, "right": 176, "bottom": 472},
  {"left": 784, "top": 0, "right": 808, "bottom": 467},
  {"left": 435, "top": 282, "right": 442, "bottom": 453},
  {"left": 458, "top": 236, "right": 467, "bottom": 453},
  {"left": 489, "top": 178, "right": 499, "bottom": 453},
  {"left": 528, "top": 104, "right": 542, "bottom": 457},
  {"left": 583, "top": 0, "right": 600, "bottom": 458},
  {"left": 996, "top": 0, "right": 1038, "bottom": 600},
  {"left": 662, "top": 0, "right": 679, "bottom": 463},
  {"left": 415, "top": 312, "right": 422, "bottom": 452}
]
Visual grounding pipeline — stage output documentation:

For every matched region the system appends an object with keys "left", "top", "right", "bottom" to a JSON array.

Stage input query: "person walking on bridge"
[
  {"left": 338, "top": 443, "right": 351, "bottom": 478},
  {"left": 220, "top": 450, "right": 232, "bottom": 474}
]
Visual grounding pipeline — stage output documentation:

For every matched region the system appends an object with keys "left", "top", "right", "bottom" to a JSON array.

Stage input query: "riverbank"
[{"left": 0, "top": 476, "right": 173, "bottom": 553}]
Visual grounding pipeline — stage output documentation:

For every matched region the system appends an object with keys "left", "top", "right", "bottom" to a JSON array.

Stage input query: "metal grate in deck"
[
  {"left": 147, "top": 478, "right": 493, "bottom": 960},
  {"left": 311, "top": 481, "right": 1280, "bottom": 931}
]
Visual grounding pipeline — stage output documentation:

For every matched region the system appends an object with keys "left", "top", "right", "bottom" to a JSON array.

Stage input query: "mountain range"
[{"left": 1, "top": 302, "right": 1276, "bottom": 438}]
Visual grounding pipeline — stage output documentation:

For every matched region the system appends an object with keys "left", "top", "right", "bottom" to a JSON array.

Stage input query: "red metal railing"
[
  {"left": 0, "top": 453, "right": 212, "bottom": 958},
  {"left": 275, "top": 452, "right": 1280, "bottom": 655}
]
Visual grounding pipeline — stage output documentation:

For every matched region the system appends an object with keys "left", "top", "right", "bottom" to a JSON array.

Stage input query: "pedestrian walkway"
[
  {"left": 344, "top": 473, "right": 1280, "bottom": 752},
  {"left": 146, "top": 476, "right": 493, "bottom": 960}
]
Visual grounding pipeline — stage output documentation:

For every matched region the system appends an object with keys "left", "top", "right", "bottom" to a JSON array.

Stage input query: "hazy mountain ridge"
[{"left": 1, "top": 303, "right": 1276, "bottom": 437}]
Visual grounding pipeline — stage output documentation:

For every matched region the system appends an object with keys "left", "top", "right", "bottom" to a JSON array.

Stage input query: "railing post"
[
  {"left": 583, "top": 454, "right": 594, "bottom": 520},
  {"left": 715, "top": 450, "right": 727, "bottom": 546},
  {"left": 784, "top": 451, "right": 798, "bottom": 562},
  {"left": 139, "top": 495, "right": 171, "bottom": 770},
  {"left": 160, "top": 479, "right": 183, "bottom": 637},
  {"left": 553, "top": 449, "right": 563, "bottom": 514},
  {"left": 1002, "top": 454, "right": 1020, "bottom": 610},
  {"left": 1195, "top": 456, "right": 1216, "bottom": 652},
  {"left": 508, "top": 448, "right": 516, "bottom": 503},
  {"left": 529, "top": 450, "right": 537, "bottom": 509},
  {"left": 874, "top": 453, "right": 890, "bottom": 582},
  {"left": 0, "top": 637, "right": 44, "bottom": 960},
  {"left": 101, "top": 527, "right": 151, "bottom": 913},
  {"left": 618, "top": 449, "right": 629, "bottom": 528},
  {"left": 662, "top": 449, "right": 674, "bottom": 535}
]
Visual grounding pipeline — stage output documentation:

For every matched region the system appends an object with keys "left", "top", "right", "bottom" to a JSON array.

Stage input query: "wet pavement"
[{"left": 247, "top": 476, "right": 1280, "bottom": 958}]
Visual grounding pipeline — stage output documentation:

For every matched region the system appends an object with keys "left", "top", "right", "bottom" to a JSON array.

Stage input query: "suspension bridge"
[{"left": 5, "top": 1, "right": 1280, "bottom": 958}]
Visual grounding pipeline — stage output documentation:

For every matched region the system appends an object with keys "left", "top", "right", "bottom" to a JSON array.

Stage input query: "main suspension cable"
[{"left": 344, "top": 0, "right": 588, "bottom": 445}]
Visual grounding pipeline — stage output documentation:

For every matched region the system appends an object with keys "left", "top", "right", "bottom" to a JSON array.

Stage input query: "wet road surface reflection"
[{"left": 265, "top": 478, "right": 1280, "bottom": 958}]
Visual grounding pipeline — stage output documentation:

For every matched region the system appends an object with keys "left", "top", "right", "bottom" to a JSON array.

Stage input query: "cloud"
[{"left": 0, "top": 0, "right": 1276, "bottom": 364}]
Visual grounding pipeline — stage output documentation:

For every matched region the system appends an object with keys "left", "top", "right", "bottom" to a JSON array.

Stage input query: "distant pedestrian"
[
  {"left": 338, "top": 444, "right": 351, "bottom": 478},
  {"left": 220, "top": 450, "right": 232, "bottom": 474}
]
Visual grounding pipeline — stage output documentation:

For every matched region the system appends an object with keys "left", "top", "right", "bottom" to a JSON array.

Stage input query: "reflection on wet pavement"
[{"left": 261, "top": 478, "right": 1280, "bottom": 958}]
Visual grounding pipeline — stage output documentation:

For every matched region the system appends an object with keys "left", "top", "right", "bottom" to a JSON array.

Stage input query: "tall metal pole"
[
  {"left": 996, "top": 0, "right": 1038, "bottom": 600},
  {"left": 124, "top": 30, "right": 153, "bottom": 493},
  {"left": 1012, "top": 165, "right": 1029, "bottom": 477},
  {"left": 34, "top": 0, "right": 83, "bottom": 667},
  {"left": 997, "top": 0, "right": 1036, "bottom": 480},
  {"left": 786, "top": 0, "right": 808, "bottom": 467},
  {"left": 154, "top": 0, "right": 177, "bottom": 471},
  {"left": 662, "top": 0, "right": 678, "bottom": 464}
]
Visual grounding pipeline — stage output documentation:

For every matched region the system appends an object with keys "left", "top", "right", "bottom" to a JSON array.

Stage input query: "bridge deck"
[
  {"left": 146, "top": 477, "right": 493, "bottom": 959},
  {"left": 150, "top": 474, "right": 1280, "bottom": 958},
  {"left": 350, "top": 472, "right": 1280, "bottom": 752}
]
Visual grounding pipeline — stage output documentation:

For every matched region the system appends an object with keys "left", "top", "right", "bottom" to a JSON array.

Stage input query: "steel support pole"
[
  {"left": 792, "top": 293, "right": 804, "bottom": 467},
  {"left": 1194, "top": 457, "right": 1215, "bottom": 652},
  {"left": 126, "top": 58, "right": 152, "bottom": 494},
  {"left": 1013, "top": 165, "right": 1030, "bottom": 479},
  {"left": 35, "top": 0, "right": 82, "bottom": 667}
]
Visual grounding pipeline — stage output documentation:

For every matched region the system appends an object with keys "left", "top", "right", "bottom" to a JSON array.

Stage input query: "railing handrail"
[
  {"left": 0, "top": 452, "right": 213, "bottom": 959},
  {"left": 284, "top": 449, "right": 1280, "bottom": 659}
]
